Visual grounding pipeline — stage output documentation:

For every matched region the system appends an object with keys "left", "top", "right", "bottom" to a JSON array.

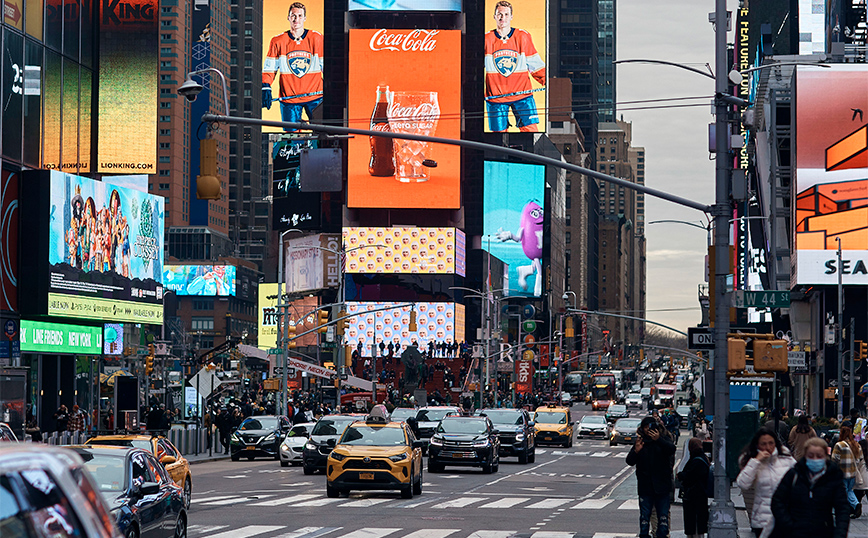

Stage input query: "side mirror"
[
  {"left": 412, "top": 440, "right": 425, "bottom": 449},
  {"left": 160, "top": 455, "right": 177, "bottom": 465},
  {"left": 326, "top": 438, "right": 337, "bottom": 448},
  {"left": 527, "top": 421, "right": 535, "bottom": 428},
  {"left": 491, "top": 429, "right": 500, "bottom": 436},
  {"left": 133, "top": 481, "right": 160, "bottom": 497}
]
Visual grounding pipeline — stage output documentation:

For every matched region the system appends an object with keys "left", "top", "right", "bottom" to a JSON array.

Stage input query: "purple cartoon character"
[{"left": 496, "top": 200, "right": 544, "bottom": 295}]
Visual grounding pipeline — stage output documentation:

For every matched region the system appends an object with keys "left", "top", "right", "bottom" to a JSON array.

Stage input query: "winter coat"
[
  {"left": 770, "top": 459, "right": 849, "bottom": 538},
  {"left": 736, "top": 449, "right": 795, "bottom": 538},
  {"left": 677, "top": 454, "right": 710, "bottom": 535},
  {"left": 787, "top": 427, "right": 817, "bottom": 462},
  {"left": 626, "top": 430, "right": 676, "bottom": 497}
]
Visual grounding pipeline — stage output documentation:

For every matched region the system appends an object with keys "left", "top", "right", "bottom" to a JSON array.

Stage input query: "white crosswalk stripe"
[
  {"left": 571, "top": 499, "right": 615, "bottom": 510},
  {"left": 524, "top": 498, "right": 572, "bottom": 509},
  {"left": 295, "top": 498, "right": 346, "bottom": 507},
  {"left": 430, "top": 496, "right": 487, "bottom": 509},
  {"left": 188, "top": 524, "right": 669, "bottom": 538},
  {"left": 589, "top": 451, "right": 610, "bottom": 457},
  {"left": 465, "top": 532, "right": 516, "bottom": 538},
  {"left": 205, "top": 525, "right": 284, "bottom": 538},
  {"left": 401, "top": 530, "right": 461, "bottom": 538},
  {"left": 339, "top": 498, "right": 393, "bottom": 508},
  {"left": 478, "top": 497, "right": 530, "bottom": 509},
  {"left": 335, "top": 529, "right": 402, "bottom": 538},
  {"left": 252, "top": 493, "right": 319, "bottom": 507},
  {"left": 617, "top": 499, "right": 639, "bottom": 510},
  {"left": 272, "top": 527, "right": 342, "bottom": 538},
  {"left": 204, "top": 495, "right": 274, "bottom": 506},
  {"left": 192, "top": 495, "right": 236, "bottom": 504},
  {"left": 188, "top": 525, "right": 228, "bottom": 536},
  {"left": 531, "top": 533, "right": 574, "bottom": 538}
]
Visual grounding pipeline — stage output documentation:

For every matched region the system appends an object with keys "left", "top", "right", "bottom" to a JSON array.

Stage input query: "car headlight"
[
  {"left": 515, "top": 432, "right": 525, "bottom": 442},
  {"left": 330, "top": 451, "right": 346, "bottom": 462},
  {"left": 263, "top": 433, "right": 276, "bottom": 442},
  {"left": 305, "top": 441, "right": 317, "bottom": 450},
  {"left": 388, "top": 453, "right": 408, "bottom": 462},
  {"left": 473, "top": 439, "right": 490, "bottom": 447},
  {"left": 429, "top": 436, "right": 443, "bottom": 446},
  {"left": 230, "top": 433, "right": 240, "bottom": 442},
  {"left": 281, "top": 443, "right": 290, "bottom": 451}
]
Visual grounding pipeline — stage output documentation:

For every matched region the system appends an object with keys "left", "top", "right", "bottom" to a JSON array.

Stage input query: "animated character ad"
[{"left": 164, "top": 265, "right": 237, "bottom": 296}]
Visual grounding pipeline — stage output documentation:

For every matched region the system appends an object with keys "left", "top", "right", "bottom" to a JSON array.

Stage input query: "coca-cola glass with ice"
[{"left": 387, "top": 91, "right": 440, "bottom": 183}]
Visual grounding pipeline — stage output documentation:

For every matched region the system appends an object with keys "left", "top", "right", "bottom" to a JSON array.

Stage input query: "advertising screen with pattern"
[
  {"left": 343, "top": 227, "right": 466, "bottom": 276},
  {"left": 344, "top": 302, "right": 465, "bottom": 351}
]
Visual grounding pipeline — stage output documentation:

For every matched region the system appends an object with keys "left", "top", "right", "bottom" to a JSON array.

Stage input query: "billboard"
[
  {"left": 21, "top": 320, "right": 102, "bottom": 355},
  {"left": 344, "top": 302, "right": 466, "bottom": 351},
  {"left": 482, "top": 161, "right": 545, "bottom": 297},
  {"left": 794, "top": 66, "right": 868, "bottom": 285},
  {"left": 164, "top": 265, "right": 237, "bottom": 296},
  {"left": 347, "top": 29, "right": 461, "bottom": 209},
  {"left": 257, "top": 284, "right": 319, "bottom": 349},
  {"left": 261, "top": 0, "right": 324, "bottom": 132},
  {"left": 97, "top": 0, "right": 158, "bottom": 173},
  {"left": 348, "top": 0, "right": 461, "bottom": 10},
  {"left": 0, "top": 170, "right": 18, "bottom": 311},
  {"left": 272, "top": 138, "right": 321, "bottom": 230},
  {"left": 343, "top": 227, "right": 466, "bottom": 276},
  {"left": 283, "top": 234, "right": 341, "bottom": 293},
  {"left": 104, "top": 323, "right": 124, "bottom": 355},
  {"left": 484, "top": 0, "right": 547, "bottom": 133}
]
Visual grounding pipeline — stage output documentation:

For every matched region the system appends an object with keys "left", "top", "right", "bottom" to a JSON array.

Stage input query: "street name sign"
[{"left": 733, "top": 290, "right": 790, "bottom": 308}]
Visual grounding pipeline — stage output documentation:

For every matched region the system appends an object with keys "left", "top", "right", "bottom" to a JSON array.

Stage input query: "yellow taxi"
[
  {"left": 86, "top": 434, "right": 192, "bottom": 508},
  {"left": 533, "top": 404, "right": 575, "bottom": 447},
  {"left": 326, "top": 405, "right": 425, "bottom": 499}
]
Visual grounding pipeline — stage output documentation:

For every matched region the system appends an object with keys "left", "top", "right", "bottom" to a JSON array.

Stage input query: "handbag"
[{"left": 856, "top": 456, "right": 868, "bottom": 490}]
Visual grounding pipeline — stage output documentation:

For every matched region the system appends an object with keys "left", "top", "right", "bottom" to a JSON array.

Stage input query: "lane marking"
[
  {"left": 478, "top": 497, "right": 530, "bottom": 509},
  {"left": 431, "top": 496, "right": 487, "bottom": 509},
  {"left": 334, "top": 529, "right": 402, "bottom": 538},
  {"left": 188, "top": 525, "right": 228, "bottom": 536},
  {"left": 617, "top": 499, "right": 639, "bottom": 510},
  {"left": 524, "top": 499, "right": 572, "bottom": 509},
  {"left": 339, "top": 498, "right": 393, "bottom": 508},
  {"left": 206, "top": 525, "right": 284, "bottom": 538},
  {"left": 571, "top": 499, "right": 614, "bottom": 510},
  {"left": 252, "top": 493, "right": 318, "bottom": 507},
  {"left": 400, "top": 530, "right": 461, "bottom": 538},
  {"left": 295, "top": 498, "right": 345, "bottom": 507},
  {"left": 272, "top": 528, "right": 342, "bottom": 538}
]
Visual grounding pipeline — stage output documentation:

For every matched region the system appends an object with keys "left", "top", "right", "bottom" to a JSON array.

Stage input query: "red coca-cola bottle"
[{"left": 368, "top": 85, "right": 395, "bottom": 177}]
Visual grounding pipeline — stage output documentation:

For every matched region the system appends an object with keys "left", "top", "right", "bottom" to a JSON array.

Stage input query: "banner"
[
  {"left": 257, "top": 285, "right": 319, "bottom": 349},
  {"left": 21, "top": 320, "right": 102, "bottom": 354}
]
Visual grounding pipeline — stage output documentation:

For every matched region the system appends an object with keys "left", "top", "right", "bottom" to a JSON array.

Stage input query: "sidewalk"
[{"left": 186, "top": 451, "right": 230, "bottom": 464}]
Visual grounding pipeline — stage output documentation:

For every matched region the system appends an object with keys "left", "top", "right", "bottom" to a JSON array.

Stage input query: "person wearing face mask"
[
  {"left": 736, "top": 428, "right": 796, "bottom": 538},
  {"left": 771, "top": 437, "right": 850, "bottom": 538}
]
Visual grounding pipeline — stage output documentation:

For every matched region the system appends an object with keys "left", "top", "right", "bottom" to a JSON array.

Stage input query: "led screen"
[
  {"left": 258, "top": 284, "right": 319, "bottom": 349},
  {"left": 282, "top": 234, "right": 341, "bottom": 293},
  {"left": 261, "top": 0, "right": 324, "bottom": 132},
  {"left": 164, "top": 265, "right": 237, "bottom": 296},
  {"left": 348, "top": 0, "right": 461, "bottom": 10},
  {"left": 21, "top": 320, "right": 102, "bottom": 355},
  {"left": 343, "top": 227, "right": 466, "bottom": 276},
  {"left": 794, "top": 65, "right": 868, "bottom": 285},
  {"left": 347, "top": 29, "right": 461, "bottom": 209},
  {"left": 484, "top": 0, "right": 547, "bottom": 133},
  {"left": 0, "top": 170, "right": 18, "bottom": 311},
  {"left": 97, "top": 0, "right": 158, "bottom": 172},
  {"left": 104, "top": 323, "right": 124, "bottom": 355},
  {"left": 345, "top": 302, "right": 466, "bottom": 351},
  {"left": 272, "top": 138, "right": 321, "bottom": 230},
  {"left": 483, "top": 161, "right": 545, "bottom": 297}
]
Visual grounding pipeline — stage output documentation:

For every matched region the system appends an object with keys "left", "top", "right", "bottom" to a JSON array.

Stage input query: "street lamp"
[
  {"left": 559, "top": 291, "right": 578, "bottom": 396},
  {"left": 276, "top": 228, "right": 303, "bottom": 416}
]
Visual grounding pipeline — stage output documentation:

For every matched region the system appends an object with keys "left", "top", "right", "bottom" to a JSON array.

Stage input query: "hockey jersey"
[
  {"left": 484, "top": 28, "right": 546, "bottom": 104},
  {"left": 263, "top": 29, "right": 324, "bottom": 104}
]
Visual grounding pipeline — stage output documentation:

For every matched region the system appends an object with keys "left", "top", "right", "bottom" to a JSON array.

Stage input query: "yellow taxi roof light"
[{"left": 366, "top": 404, "right": 391, "bottom": 424}]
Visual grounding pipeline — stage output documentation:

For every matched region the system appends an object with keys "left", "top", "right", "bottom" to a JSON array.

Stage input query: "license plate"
[
  {"left": 452, "top": 453, "right": 463, "bottom": 458},
  {"left": 544, "top": 437, "right": 552, "bottom": 441},
  {"left": 359, "top": 472, "right": 374, "bottom": 480},
  {"left": 624, "top": 437, "right": 632, "bottom": 441},
  {"left": 245, "top": 446, "right": 256, "bottom": 450}
]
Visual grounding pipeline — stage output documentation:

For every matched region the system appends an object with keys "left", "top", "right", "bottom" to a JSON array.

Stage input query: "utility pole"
[{"left": 837, "top": 238, "right": 844, "bottom": 421}]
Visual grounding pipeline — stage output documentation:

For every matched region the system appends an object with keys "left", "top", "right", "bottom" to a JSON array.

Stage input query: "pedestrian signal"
[
  {"left": 727, "top": 338, "right": 746, "bottom": 372},
  {"left": 409, "top": 309, "right": 417, "bottom": 332},
  {"left": 753, "top": 340, "right": 788, "bottom": 372}
]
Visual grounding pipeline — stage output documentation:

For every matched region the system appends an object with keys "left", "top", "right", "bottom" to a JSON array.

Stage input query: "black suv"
[
  {"left": 477, "top": 408, "right": 535, "bottom": 464},
  {"left": 302, "top": 414, "right": 364, "bottom": 474},
  {"left": 428, "top": 416, "right": 500, "bottom": 473},
  {"left": 229, "top": 415, "right": 291, "bottom": 461}
]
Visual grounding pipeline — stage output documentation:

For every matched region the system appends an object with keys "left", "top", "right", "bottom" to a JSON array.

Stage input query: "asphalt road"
[{"left": 184, "top": 410, "right": 726, "bottom": 538}]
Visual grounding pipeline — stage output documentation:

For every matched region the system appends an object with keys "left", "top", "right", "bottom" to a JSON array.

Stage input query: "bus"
[
  {"left": 589, "top": 372, "right": 616, "bottom": 410},
  {"left": 562, "top": 371, "right": 587, "bottom": 402}
]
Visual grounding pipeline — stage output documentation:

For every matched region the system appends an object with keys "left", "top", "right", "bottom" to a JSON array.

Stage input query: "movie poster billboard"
[
  {"left": 347, "top": 29, "right": 461, "bottom": 209},
  {"left": 283, "top": 234, "right": 341, "bottom": 293},
  {"left": 97, "top": 0, "right": 158, "bottom": 172},
  {"left": 258, "top": 284, "right": 319, "bottom": 349},
  {"left": 348, "top": 0, "right": 461, "bottom": 10},
  {"left": 261, "top": 0, "right": 324, "bottom": 132},
  {"left": 164, "top": 265, "right": 237, "bottom": 296},
  {"left": 794, "top": 66, "right": 868, "bottom": 285},
  {"left": 484, "top": 0, "right": 547, "bottom": 133},
  {"left": 343, "top": 227, "right": 466, "bottom": 276},
  {"left": 344, "top": 302, "right": 465, "bottom": 351},
  {"left": 482, "top": 161, "right": 545, "bottom": 297}
]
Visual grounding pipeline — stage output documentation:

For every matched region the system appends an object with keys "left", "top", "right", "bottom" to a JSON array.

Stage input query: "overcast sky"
[{"left": 617, "top": 0, "right": 737, "bottom": 334}]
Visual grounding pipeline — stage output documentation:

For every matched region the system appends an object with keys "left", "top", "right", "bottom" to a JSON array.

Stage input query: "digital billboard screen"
[
  {"left": 283, "top": 234, "right": 341, "bottom": 293},
  {"left": 483, "top": 161, "right": 545, "bottom": 297},
  {"left": 484, "top": 0, "right": 547, "bottom": 133},
  {"left": 272, "top": 138, "right": 321, "bottom": 230},
  {"left": 261, "top": 0, "right": 324, "bottom": 132},
  {"left": 794, "top": 66, "right": 868, "bottom": 285},
  {"left": 104, "top": 323, "right": 124, "bottom": 355},
  {"left": 21, "top": 320, "right": 103, "bottom": 355},
  {"left": 348, "top": 0, "right": 461, "bottom": 10},
  {"left": 344, "top": 302, "right": 465, "bottom": 351},
  {"left": 343, "top": 227, "right": 466, "bottom": 276},
  {"left": 258, "top": 284, "right": 319, "bottom": 349},
  {"left": 164, "top": 265, "right": 237, "bottom": 296},
  {"left": 97, "top": 0, "right": 158, "bottom": 173},
  {"left": 347, "top": 29, "right": 461, "bottom": 209}
]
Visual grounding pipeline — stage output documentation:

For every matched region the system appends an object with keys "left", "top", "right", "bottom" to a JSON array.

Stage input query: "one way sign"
[{"left": 688, "top": 327, "right": 714, "bottom": 350}]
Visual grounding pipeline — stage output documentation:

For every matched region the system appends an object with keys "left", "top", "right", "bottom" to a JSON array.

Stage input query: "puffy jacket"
[
  {"left": 736, "top": 449, "right": 795, "bottom": 537},
  {"left": 770, "top": 460, "right": 849, "bottom": 538}
]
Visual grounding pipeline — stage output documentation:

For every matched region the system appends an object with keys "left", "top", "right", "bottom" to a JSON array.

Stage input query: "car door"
[
  {"left": 157, "top": 439, "right": 183, "bottom": 487},
  {"left": 130, "top": 452, "right": 163, "bottom": 538},
  {"left": 144, "top": 453, "right": 177, "bottom": 538}
]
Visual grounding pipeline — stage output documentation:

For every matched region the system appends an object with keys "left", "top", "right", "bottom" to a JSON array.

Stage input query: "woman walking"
[
  {"left": 831, "top": 424, "right": 864, "bottom": 518},
  {"left": 736, "top": 428, "right": 795, "bottom": 538},
  {"left": 677, "top": 438, "right": 709, "bottom": 538},
  {"left": 770, "top": 437, "right": 850, "bottom": 538},
  {"left": 787, "top": 414, "right": 817, "bottom": 461}
]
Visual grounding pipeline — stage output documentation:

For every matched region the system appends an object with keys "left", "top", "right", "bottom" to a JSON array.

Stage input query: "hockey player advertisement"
[
  {"left": 261, "top": 0, "right": 324, "bottom": 132},
  {"left": 484, "top": 0, "right": 547, "bottom": 133},
  {"left": 347, "top": 29, "right": 461, "bottom": 209}
]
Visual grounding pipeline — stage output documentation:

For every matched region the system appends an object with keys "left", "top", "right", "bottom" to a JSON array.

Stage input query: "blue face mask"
[{"left": 805, "top": 458, "right": 825, "bottom": 473}]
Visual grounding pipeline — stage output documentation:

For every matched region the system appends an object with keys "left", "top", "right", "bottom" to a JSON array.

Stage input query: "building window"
[
  {"left": 565, "top": 178, "right": 571, "bottom": 192},
  {"left": 191, "top": 318, "right": 214, "bottom": 331},
  {"left": 565, "top": 197, "right": 571, "bottom": 209},
  {"left": 160, "top": 102, "right": 171, "bottom": 109},
  {"left": 159, "top": 183, "right": 169, "bottom": 190},
  {"left": 193, "top": 298, "right": 214, "bottom": 310},
  {"left": 160, "top": 115, "right": 170, "bottom": 122},
  {"left": 159, "top": 142, "right": 170, "bottom": 149},
  {"left": 158, "top": 170, "right": 170, "bottom": 176},
  {"left": 565, "top": 232, "right": 571, "bottom": 244}
]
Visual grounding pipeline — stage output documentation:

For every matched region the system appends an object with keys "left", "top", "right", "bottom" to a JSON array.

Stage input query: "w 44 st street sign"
[{"left": 733, "top": 290, "right": 790, "bottom": 308}]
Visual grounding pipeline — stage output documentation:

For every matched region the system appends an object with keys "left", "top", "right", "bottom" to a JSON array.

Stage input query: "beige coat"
[{"left": 787, "top": 427, "right": 816, "bottom": 461}]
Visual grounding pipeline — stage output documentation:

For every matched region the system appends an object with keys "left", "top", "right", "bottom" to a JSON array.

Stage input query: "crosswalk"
[
  {"left": 195, "top": 494, "right": 639, "bottom": 511},
  {"left": 188, "top": 526, "right": 647, "bottom": 538}
]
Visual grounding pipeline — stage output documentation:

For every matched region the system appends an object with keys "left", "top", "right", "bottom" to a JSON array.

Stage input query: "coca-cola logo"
[
  {"left": 387, "top": 102, "right": 439, "bottom": 122},
  {"left": 370, "top": 29, "right": 439, "bottom": 52}
]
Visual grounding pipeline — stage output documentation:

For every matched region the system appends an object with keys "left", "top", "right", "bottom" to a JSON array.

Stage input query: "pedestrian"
[
  {"left": 676, "top": 437, "right": 709, "bottom": 538},
  {"left": 855, "top": 437, "right": 868, "bottom": 511},
  {"left": 736, "top": 427, "right": 795, "bottom": 538},
  {"left": 787, "top": 414, "right": 817, "bottom": 462},
  {"left": 53, "top": 404, "right": 69, "bottom": 432},
  {"left": 831, "top": 424, "right": 864, "bottom": 518},
  {"left": 68, "top": 405, "right": 87, "bottom": 432},
  {"left": 763, "top": 408, "right": 790, "bottom": 445},
  {"left": 770, "top": 437, "right": 850, "bottom": 538},
  {"left": 626, "top": 416, "right": 677, "bottom": 538},
  {"left": 217, "top": 409, "right": 232, "bottom": 454},
  {"left": 203, "top": 408, "right": 212, "bottom": 451}
]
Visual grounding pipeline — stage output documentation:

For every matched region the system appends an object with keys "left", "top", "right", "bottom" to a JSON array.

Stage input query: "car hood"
[
  {"left": 417, "top": 421, "right": 441, "bottom": 429},
  {"left": 492, "top": 424, "right": 523, "bottom": 434},
  {"left": 332, "top": 446, "right": 408, "bottom": 457},
  {"left": 236, "top": 429, "right": 276, "bottom": 436},
  {"left": 283, "top": 436, "right": 309, "bottom": 446},
  {"left": 103, "top": 491, "right": 126, "bottom": 511},
  {"left": 535, "top": 423, "right": 568, "bottom": 430},
  {"left": 433, "top": 433, "right": 489, "bottom": 442},
  {"left": 580, "top": 422, "right": 607, "bottom": 429}
]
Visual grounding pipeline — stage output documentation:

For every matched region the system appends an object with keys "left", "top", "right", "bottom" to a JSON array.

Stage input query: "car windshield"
[
  {"left": 609, "top": 405, "right": 627, "bottom": 413},
  {"left": 437, "top": 419, "right": 488, "bottom": 435},
  {"left": 614, "top": 419, "right": 642, "bottom": 431},
  {"left": 88, "top": 438, "right": 152, "bottom": 451},
  {"left": 390, "top": 409, "right": 417, "bottom": 421},
  {"left": 311, "top": 417, "right": 357, "bottom": 436},
  {"left": 535, "top": 412, "right": 567, "bottom": 424},
  {"left": 640, "top": 388, "right": 651, "bottom": 395},
  {"left": 677, "top": 407, "right": 691, "bottom": 416},
  {"left": 581, "top": 416, "right": 606, "bottom": 425},
  {"left": 417, "top": 409, "right": 454, "bottom": 422},
  {"left": 340, "top": 426, "right": 407, "bottom": 446},
  {"left": 480, "top": 410, "right": 523, "bottom": 425},
  {"left": 239, "top": 418, "right": 279, "bottom": 431},
  {"left": 287, "top": 425, "right": 309, "bottom": 437},
  {"left": 76, "top": 452, "right": 127, "bottom": 492}
]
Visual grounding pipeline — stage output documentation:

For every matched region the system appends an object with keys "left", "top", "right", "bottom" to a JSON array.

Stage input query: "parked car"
[
  {"left": 279, "top": 422, "right": 315, "bottom": 467},
  {"left": 303, "top": 414, "right": 366, "bottom": 475},
  {"left": 478, "top": 407, "right": 536, "bottom": 464},
  {"left": 230, "top": 415, "right": 291, "bottom": 462},
  {"left": 428, "top": 415, "right": 500, "bottom": 473},
  {"left": 69, "top": 445, "right": 186, "bottom": 538},
  {"left": 0, "top": 445, "right": 122, "bottom": 538}
]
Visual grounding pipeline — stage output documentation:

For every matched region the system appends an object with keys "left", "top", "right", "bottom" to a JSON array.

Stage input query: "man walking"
[
  {"left": 627, "top": 416, "right": 677, "bottom": 538},
  {"left": 68, "top": 405, "right": 87, "bottom": 433}
]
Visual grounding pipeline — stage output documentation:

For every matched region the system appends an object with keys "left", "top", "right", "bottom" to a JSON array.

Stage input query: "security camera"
[
  {"left": 178, "top": 77, "right": 204, "bottom": 102},
  {"left": 562, "top": 293, "right": 569, "bottom": 301}
]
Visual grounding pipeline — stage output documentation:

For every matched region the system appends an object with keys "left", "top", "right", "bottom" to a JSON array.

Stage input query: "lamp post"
[
  {"left": 276, "top": 228, "right": 303, "bottom": 417},
  {"left": 560, "top": 291, "right": 577, "bottom": 396}
]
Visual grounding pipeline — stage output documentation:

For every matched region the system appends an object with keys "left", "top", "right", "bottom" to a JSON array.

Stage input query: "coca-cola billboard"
[{"left": 347, "top": 29, "right": 461, "bottom": 209}]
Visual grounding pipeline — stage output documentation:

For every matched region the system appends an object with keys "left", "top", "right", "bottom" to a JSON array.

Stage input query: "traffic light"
[
  {"left": 196, "top": 138, "right": 221, "bottom": 200},
  {"left": 317, "top": 310, "right": 329, "bottom": 333},
  {"left": 565, "top": 316, "right": 574, "bottom": 338},
  {"left": 287, "top": 322, "right": 297, "bottom": 349},
  {"left": 858, "top": 340, "right": 867, "bottom": 361},
  {"left": 148, "top": 343, "right": 155, "bottom": 357},
  {"left": 336, "top": 310, "right": 347, "bottom": 336},
  {"left": 145, "top": 345, "right": 154, "bottom": 376},
  {"left": 727, "top": 338, "right": 746, "bottom": 372},
  {"left": 753, "top": 340, "right": 788, "bottom": 372},
  {"left": 409, "top": 309, "right": 417, "bottom": 332}
]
